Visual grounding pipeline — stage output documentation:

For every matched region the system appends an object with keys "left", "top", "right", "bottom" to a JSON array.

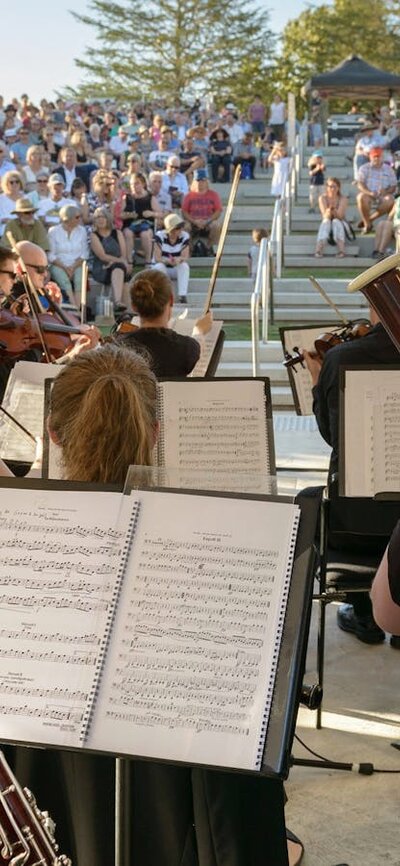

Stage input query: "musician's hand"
[
  {"left": 192, "top": 310, "right": 213, "bottom": 336},
  {"left": 302, "top": 349, "right": 323, "bottom": 387},
  {"left": 78, "top": 324, "right": 101, "bottom": 348},
  {"left": 45, "top": 281, "right": 63, "bottom": 305}
]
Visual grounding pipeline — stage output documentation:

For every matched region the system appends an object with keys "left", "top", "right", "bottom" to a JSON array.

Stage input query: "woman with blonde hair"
[
  {"left": 0, "top": 169, "right": 24, "bottom": 235},
  {"left": 22, "top": 145, "right": 45, "bottom": 191},
  {"left": 49, "top": 343, "right": 157, "bottom": 483},
  {"left": 69, "top": 129, "right": 94, "bottom": 164},
  {"left": 90, "top": 206, "right": 130, "bottom": 308}
]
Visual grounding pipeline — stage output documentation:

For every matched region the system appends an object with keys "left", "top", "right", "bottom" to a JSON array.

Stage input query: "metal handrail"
[{"left": 250, "top": 236, "right": 268, "bottom": 376}]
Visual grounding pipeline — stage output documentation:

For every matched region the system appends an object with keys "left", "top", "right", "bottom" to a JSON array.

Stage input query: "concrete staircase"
[{"left": 187, "top": 145, "right": 380, "bottom": 408}]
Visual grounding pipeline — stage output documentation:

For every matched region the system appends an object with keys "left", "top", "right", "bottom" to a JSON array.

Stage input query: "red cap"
[{"left": 369, "top": 147, "right": 383, "bottom": 157}]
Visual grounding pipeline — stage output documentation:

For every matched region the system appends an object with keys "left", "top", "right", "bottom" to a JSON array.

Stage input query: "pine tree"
[{"left": 71, "top": 0, "right": 275, "bottom": 107}]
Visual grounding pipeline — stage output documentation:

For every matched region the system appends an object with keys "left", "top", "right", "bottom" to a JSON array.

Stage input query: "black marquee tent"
[{"left": 303, "top": 55, "right": 400, "bottom": 99}]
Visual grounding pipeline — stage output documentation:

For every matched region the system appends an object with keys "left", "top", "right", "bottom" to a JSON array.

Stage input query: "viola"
[{"left": 283, "top": 320, "right": 372, "bottom": 370}]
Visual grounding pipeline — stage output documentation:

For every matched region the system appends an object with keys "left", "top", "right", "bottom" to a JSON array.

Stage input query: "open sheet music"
[
  {"left": 173, "top": 316, "right": 223, "bottom": 377},
  {"left": 0, "top": 361, "right": 60, "bottom": 462},
  {"left": 280, "top": 325, "right": 338, "bottom": 416},
  {"left": 0, "top": 485, "right": 300, "bottom": 773},
  {"left": 44, "top": 377, "right": 275, "bottom": 484},
  {"left": 340, "top": 366, "right": 400, "bottom": 496}
]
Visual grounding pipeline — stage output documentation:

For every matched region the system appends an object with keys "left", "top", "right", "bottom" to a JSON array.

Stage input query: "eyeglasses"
[
  {"left": 38, "top": 178, "right": 48, "bottom": 183},
  {"left": 8, "top": 179, "right": 21, "bottom": 185},
  {"left": 0, "top": 269, "right": 16, "bottom": 279},
  {"left": 24, "top": 263, "right": 49, "bottom": 274},
  {"left": 326, "top": 183, "right": 337, "bottom": 188}
]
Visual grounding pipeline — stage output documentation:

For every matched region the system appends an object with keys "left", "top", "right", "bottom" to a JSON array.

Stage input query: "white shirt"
[
  {"left": 269, "top": 101, "right": 286, "bottom": 125},
  {"left": 109, "top": 137, "right": 130, "bottom": 156},
  {"left": 48, "top": 223, "right": 89, "bottom": 266},
  {"left": 0, "top": 194, "right": 18, "bottom": 236},
  {"left": 161, "top": 170, "right": 188, "bottom": 196},
  {"left": 36, "top": 195, "right": 74, "bottom": 225},
  {"left": 223, "top": 123, "right": 243, "bottom": 145}
]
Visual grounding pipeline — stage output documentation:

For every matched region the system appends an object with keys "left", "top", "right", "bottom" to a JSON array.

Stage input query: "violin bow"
[
  {"left": 80, "top": 260, "right": 88, "bottom": 325},
  {"left": 202, "top": 164, "right": 242, "bottom": 315},
  {"left": 308, "top": 274, "right": 349, "bottom": 326},
  {"left": 0, "top": 405, "right": 36, "bottom": 444},
  {"left": 6, "top": 232, "right": 53, "bottom": 363}
]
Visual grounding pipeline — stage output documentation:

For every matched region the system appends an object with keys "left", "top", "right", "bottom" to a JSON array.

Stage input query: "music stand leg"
[{"left": 115, "top": 757, "right": 131, "bottom": 866}]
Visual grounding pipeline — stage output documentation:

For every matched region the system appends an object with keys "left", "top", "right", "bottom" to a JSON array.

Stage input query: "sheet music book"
[
  {"left": 43, "top": 377, "right": 275, "bottom": 482},
  {"left": 0, "top": 361, "right": 60, "bottom": 462},
  {"left": 339, "top": 365, "right": 400, "bottom": 497},
  {"left": 280, "top": 324, "right": 340, "bottom": 416},
  {"left": 172, "top": 316, "right": 224, "bottom": 377},
  {"left": 0, "top": 485, "right": 300, "bottom": 774}
]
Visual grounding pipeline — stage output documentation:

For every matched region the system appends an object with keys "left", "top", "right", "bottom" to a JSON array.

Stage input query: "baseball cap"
[{"left": 193, "top": 168, "right": 207, "bottom": 181}]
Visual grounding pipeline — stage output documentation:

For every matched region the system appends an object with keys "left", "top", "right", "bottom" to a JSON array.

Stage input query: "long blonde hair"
[{"left": 49, "top": 344, "right": 157, "bottom": 484}]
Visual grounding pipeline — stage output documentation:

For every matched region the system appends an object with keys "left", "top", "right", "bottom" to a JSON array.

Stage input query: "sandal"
[
  {"left": 336, "top": 252, "right": 346, "bottom": 258},
  {"left": 314, "top": 251, "right": 323, "bottom": 258},
  {"left": 286, "top": 829, "right": 304, "bottom": 866}
]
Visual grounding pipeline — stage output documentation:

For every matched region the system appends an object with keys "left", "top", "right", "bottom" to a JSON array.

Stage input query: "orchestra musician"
[
  {"left": 303, "top": 302, "right": 400, "bottom": 645},
  {"left": 8, "top": 343, "right": 289, "bottom": 866},
  {"left": 0, "top": 240, "right": 99, "bottom": 401}
]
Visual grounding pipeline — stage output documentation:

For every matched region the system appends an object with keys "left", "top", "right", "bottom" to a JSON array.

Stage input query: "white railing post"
[
  {"left": 262, "top": 240, "right": 271, "bottom": 344},
  {"left": 250, "top": 236, "right": 268, "bottom": 375}
]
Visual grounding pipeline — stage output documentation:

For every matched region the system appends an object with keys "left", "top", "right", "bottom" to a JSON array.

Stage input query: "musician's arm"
[
  {"left": 371, "top": 525, "right": 400, "bottom": 634},
  {"left": 0, "top": 457, "right": 13, "bottom": 477}
]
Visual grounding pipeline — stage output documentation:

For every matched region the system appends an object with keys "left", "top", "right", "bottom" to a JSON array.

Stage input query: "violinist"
[
  {"left": 0, "top": 241, "right": 99, "bottom": 400},
  {"left": 303, "top": 303, "right": 400, "bottom": 645}
]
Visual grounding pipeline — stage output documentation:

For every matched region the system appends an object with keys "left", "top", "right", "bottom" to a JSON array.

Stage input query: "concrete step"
[
  {"left": 284, "top": 238, "right": 359, "bottom": 255},
  {"left": 283, "top": 255, "right": 373, "bottom": 269},
  {"left": 221, "top": 341, "right": 283, "bottom": 362},
  {"left": 189, "top": 256, "right": 246, "bottom": 267},
  {"left": 190, "top": 277, "right": 358, "bottom": 294}
]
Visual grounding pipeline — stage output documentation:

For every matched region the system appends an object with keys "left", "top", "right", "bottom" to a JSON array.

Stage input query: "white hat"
[{"left": 164, "top": 213, "right": 184, "bottom": 232}]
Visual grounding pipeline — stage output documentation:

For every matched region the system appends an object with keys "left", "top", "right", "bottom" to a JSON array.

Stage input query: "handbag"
[{"left": 341, "top": 219, "right": 356, "bottom": 241}]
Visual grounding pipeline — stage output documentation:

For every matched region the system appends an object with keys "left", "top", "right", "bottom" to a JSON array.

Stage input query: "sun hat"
[
  {"left": 164, "top": 213, "right": 184, "bottom": 232},
  {"left": 11, "top": 197, "right": 37, "bottom": 214}
]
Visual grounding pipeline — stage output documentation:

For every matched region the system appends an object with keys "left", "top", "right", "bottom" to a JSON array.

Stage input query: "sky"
[{"left": 0, "top": 0, "right": 326, "bottom": 104}]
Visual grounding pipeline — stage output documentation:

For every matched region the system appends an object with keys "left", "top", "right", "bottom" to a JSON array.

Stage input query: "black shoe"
[
  {"left": 178, "top": 295, "right": 187, "bottom": 304},
  {"left": 337, "top": 604, "right": 386, "bottom": 644},
  {"left": 372, "top": 250, "right": 380, "bottom": 258},
  {"left": 390, "top": 634, "right": 400, "bottom": 649}
]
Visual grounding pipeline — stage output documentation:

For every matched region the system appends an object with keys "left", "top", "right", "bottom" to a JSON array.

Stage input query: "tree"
[
  {"left": 70, "top": 0, "right": 276, "bottom": 107},
  {"left": 275, "top": 0, "right": 400, "bottom": 102}
]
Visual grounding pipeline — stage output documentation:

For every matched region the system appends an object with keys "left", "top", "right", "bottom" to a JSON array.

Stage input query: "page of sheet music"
[
  {"left": 282, "top": 327, "right": 333, "bottom": 416},
  {"left": 89, "top": 491, "right": 300, "bottom": 771},
  {"left": 343, "top": 369, "right": 400, "bottom": 496},
  {"left": 372, "top": 374, "right": 400, "bottom": 494},
  {"left": 0, "top": 488, "right": 136, "bottom": 748},
  {"left": 173, "top": 317, "right": 223, "bottom": 378},
  {"left": 158, "top": 379, "right": 270, "bottom": 474},
  {"left": 0, "top": 361, "right": 60, "bottom": 462}
]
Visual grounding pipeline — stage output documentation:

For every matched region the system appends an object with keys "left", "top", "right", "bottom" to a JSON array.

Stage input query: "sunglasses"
[
  {"left": 8, "top": 179, "right": 21, "bottom": 185},
  {"left": 0, "top": 269, "right": 16, "bottom": 279},
  {"left": 24, "top": 263, "right": 49, "bottom": 274}
]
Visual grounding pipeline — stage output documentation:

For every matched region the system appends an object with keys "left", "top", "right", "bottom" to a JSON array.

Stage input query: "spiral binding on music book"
[
  {"left": 79, "top": 501, "right": 141, "bottom": 744},
  {"left": 156, "top": 384, "right": 166, "bottom": 467},
  {"left": 255, "top": 510, "right": 300, "bottom": 771}
]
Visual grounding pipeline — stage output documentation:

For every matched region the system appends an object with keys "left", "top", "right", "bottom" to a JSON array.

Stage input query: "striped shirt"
[
  {"left": 357, "top": 162, "right": 396, "bottom": 193},
  {"left": 154, "top": 228, "right": 190, "bottom": 263}
]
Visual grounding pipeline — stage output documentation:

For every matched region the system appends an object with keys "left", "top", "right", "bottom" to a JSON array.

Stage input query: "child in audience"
[
  {"left": 247, "top": 226, "right": 268, "bottom": 282},
  {"left": 307, "top": 150, "right": 325, "bottom": 212}
]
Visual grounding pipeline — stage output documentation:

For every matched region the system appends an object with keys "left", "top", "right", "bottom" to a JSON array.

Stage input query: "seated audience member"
[
  {"left": 121, "top": 172, "right": 160, "bottom": 264},
  {"left": 96, "top": 149, "right": 116, "bottom": 173},
  {"left": 303, "top": 302, "right": 400, "bottom": 644},
  {"left": 161, "top": 156, "right": 188, "bottom": 206},
  {"left": 41, "top": 126, "right": 61, "bottom": 165},
  {"left": 87, "top": 122, "right": 103, "bottom": 152},
  {"left": 109, "top": 126, "right": 130, "bottom": 168},
  {"left": 120, "top": 109, "right": 140, "bottom": 137},
  {"left": 90, "top": 206, "right": 130, "bottom": 309},
  {"left": 153, "top": 212, "right": 190, "bottom": 303},
  {"left": 117, "top": 268, "right": 201, "bottom": 376},
  {"left": 314, "top": 177, "right": 349, "bottom": 258},
  {"left": 0, "top": 142, "right": 16, "bottom": 177},
  {"left": 148, "top": 131, "right": 175, "bottom": 170},
  {"left": 209, "top": 129, "right": 232, "bottom": 183},
  {"left": 125, "top": 136, "right": 144, "bottom": 170},
  {"left": 27, "top": 169, "right": 50, "bottom": 208},
  {"left": 69, "top": 129, "right": 94, "bottom": 164},
  {"left": 353, "top": 121, "right": 387, "bottom": 174},
  {"left": 36, "top": 173, "right": 74, "bottom": 227},
  {"left": 181, "top": 168, "right": 223, "bottom": 254},
  {"left": 371, "top": 522, "right": 400, "bottom": 638},
  {"left": 57, "top": 146, "right": 96, "bottom": 192},
  {"left": 232, "top": 132, "right": 257, "bottom": 179},
  {"left": 357, "top": 147, "right": 397, "bottom": 233},
  {"left": 69, "top": 177, "right": 90, "bottom": 224},
  {"left": 137, "top": 126, "right": 153, "bottom": 167},
  {"left": 148, "top": 171, "right": 172, "bottom": 222},
  {"left": 178, "top": 136, "right": 205, "bottom": 180},
  {"left": 9, "top": 126, "right": 31, "bottom": 164},
  {"left": 223, "top": 113, "right": 243, "bottom": 146},
  {"left": 48, "top": 204, "right": 89, "bottom": 306},
  {"left": 22, "top": 145, "right": 45, "bottom": 191},
  {"left": 2, "top": 198, "right": 49, "bottom": 251},
  {"left": 0, "top": 170, "right": 24, "bottom": 235}
]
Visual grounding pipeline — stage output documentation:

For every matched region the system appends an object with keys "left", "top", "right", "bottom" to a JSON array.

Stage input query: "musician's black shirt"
[
  {"left": 312, "top": 323, "right": 400, "bottom": 473},
  {"left": 117, "top": 327, "right": 200, "bottom": 378}
]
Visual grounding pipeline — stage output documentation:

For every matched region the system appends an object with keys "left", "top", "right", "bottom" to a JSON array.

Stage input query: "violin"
[
  {"left": 284, "top": 320, "right": 372, "bottom": 370},
  {"left": 0, "top": 306, "right": 85, "bottom": 360}
]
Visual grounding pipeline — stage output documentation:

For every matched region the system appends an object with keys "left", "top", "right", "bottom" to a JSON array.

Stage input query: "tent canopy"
[{"left": 303, "top": 55, "right": 400, "bottom": 99}]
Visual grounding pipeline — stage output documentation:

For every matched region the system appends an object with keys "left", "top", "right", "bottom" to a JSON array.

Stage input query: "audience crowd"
[{"left": 0, "top": 92, "right": 288, "bottom": 309}]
